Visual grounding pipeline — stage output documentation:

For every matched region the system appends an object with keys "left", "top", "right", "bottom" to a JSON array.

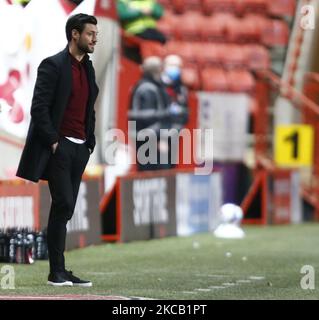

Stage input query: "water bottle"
[
  {"left": 9, "top": 229, "right": 16, "bottom": 264},
  {"left": 35, "top": 231, "right": 44, "bottom": 260},
  {"left": 25, "top": 232, "right": 35, "bottom": 264},
  {"left": 15, "top": 232, "right": 24, "bottom": 264},
  {"left": 0, "top": 229, "right": 5, "bottom": 262}
]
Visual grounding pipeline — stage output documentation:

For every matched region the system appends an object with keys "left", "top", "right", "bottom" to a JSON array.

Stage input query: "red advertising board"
[{"left": 0, "top": 182, "right": 40, "bottom": 230}]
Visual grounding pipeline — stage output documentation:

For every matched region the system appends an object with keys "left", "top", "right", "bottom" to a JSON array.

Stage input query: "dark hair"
[{"left": 65, "top": 13, "right": 97, "bottom": 42}]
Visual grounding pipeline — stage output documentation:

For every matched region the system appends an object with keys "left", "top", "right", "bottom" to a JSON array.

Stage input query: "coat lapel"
[
  {"left": 83, "top": 57, "right": 98, "bottom": 114},
  {"left": 63, "top": 46, "right": 72, "bottom": 101}
]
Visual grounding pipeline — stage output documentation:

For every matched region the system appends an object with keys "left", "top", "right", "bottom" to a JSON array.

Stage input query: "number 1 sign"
[{"left": 274, "top": 124, "right": 314, "bottom": 167}]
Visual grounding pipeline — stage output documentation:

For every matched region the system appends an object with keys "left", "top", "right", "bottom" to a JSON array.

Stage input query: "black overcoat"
[{"left": 16, "top": 46, "right": 99, "bottom": 182}]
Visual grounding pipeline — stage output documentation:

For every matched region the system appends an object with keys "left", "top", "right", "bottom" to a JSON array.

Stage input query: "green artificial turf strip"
[{"left": 1, "top": 224, "right": 319, "bottom": 299}]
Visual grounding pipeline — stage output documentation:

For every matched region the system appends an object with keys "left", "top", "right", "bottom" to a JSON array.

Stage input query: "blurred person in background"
[
  {"left": 117, "top": 0, "right": 166, "bottom": 44},
  {"left": 16, "top": 13, "right": 99, "bottom": 287},
  {"left": 162, "top": 54, "right": 189, "bottom": 132},
  {"left": 128, "top": 56, "right": 174, "bottom": 171}
]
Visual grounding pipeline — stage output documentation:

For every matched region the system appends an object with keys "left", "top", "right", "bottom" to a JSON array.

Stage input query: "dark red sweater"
[{"left": 59, "top": 54, "right": 89, "bottom": 140}]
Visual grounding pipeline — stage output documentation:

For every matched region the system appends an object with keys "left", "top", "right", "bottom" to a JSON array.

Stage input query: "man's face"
[{"left": 74, "top": 23, "right": 98, "bottom": 54}]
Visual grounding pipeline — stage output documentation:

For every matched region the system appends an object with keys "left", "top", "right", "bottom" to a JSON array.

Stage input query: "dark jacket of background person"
[
  {"left": 16, "top": 46, "right": 99, "bottom": 182},
  {"left": 117, "top": 0, "right": 164, "bottom": 35},
  {"left": 129, "top": 72, "right": 171, "bottom": 135},
  {"left": 128, "top": 71, "right": 176, "bottom": 171}
]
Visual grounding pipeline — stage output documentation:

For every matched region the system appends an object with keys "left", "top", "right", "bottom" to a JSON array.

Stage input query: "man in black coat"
[{"left": 16, "top": 13, "right": 99, "bottom": 287}]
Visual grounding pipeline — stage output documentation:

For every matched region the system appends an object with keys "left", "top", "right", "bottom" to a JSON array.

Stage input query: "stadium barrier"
[
  {"left": 0, "top": 175, "right": 103, "bottom": 250},
  {"left": 303, "top": 73, "right": 319, "bottom": 219},
  {"left": 241, "top": 70, "right": 317, "bottom": 224},
  {"left": 241, "top": 167, "right": 302, "bottom": 225},
  {"left": 100, "top": 168, "right": 223, "bottom": 242},
  {"left": 0, "top": 180, "right": 40, "bottom": 231}
]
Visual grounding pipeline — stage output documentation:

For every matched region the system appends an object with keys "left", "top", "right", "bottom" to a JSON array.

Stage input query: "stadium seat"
[
  {"left": 202, "top": 0, "right": 237, "bottom": 15},
  {"left": 194, "top": 43, "right": 222, "bottom": 67},
  {"left": 227, "top": 15, "right": 262, "bottom": 43},
  {"left": 200, "top": 13, "right": 232, "bottom": 42},
  {"left": 267, "top": 0, "right": 296, "bottom": 17},
  {"left": 220, "top": 44, "right": 246, "bottom": 68},
  {"left": 140, "top": 41, "right": 166, "bottom": 59},
  {"left": 244, "top": 45, "right": 270, "bottom": 70},
  {"left": 157, "top": 0, "right": 173, "bottom": 10},
  {"left": 171, "top": 0, "right": 202, "bottom": 14},
  {"left": 237, "top": 0, "right": 267, "bottom": 15},
  {"left": 201, "top": 67, "right": 228, "bottom": 92},
  {"left": 181, "top": 64, "right": 201, "bottom": 90},
  {"left": 262, "top": 19, "right": 289, "bottom": 47},
  {"left": 157, "top": 11, "right": 179, "bottom": 40},
  {"left": 227, "top": 69, "right": 256, "bottom": 92},
  {"left": 165, "top": 41, "right": 197, "bottom": 64},
  {"left": 174, "top": 12, "right": 203, "bottom": 41}
]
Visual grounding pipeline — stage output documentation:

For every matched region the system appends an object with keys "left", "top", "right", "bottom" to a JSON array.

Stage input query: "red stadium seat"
[
  {"left": 262, "top": 19, "right": 289, "bottom": 47},
  {"left": 157, "top": 0, "right": 173, "bottom": 10},
  {"left": 171, "top": 0, "right": 202, "bottom": 14},
  {"left": 227, "top": 69, "right": 256, "bottom": 92},
  {"left": 175, "top": 12, "right": 203, "bottom": 41},
  {"left": 157, "top": 11, "right": 179, "bottom": 40},
  {"left": 194, "top": 43, "right": 222, "bottom": 66},
  {"left": 244, "top": 45, "right": 270, "bottom": 70},
  {"left": 201, "top": 67, "right": 229, "bottom": 92},
  {"left": 200, "top": 14, "right": 228, "bottom": 42},
  {"left": 202, "top": 0, "right": 237, "bottom": 15},
  {"left": 220, "top": 44, "right": 246, "bottom": 68},
  {"left": 267, "top": 0, "right": 296, "bottom": 17},
  {"left": 140, "top": 41, "right": 166, "bottom": 59},
  {"left": 225, "top": 16, "right": 242, "bottom": 42},
  {"left": 165, "top": 41, "right": 197, "bottom": 64},
  {"left": 237, "top": 0, "right": 267, "bottom": 15},
  {"left": 227, "top": 15, "right": 263, "bottom": 43},
  {"left": 244, "top": 14, "right": 268, "bottom": 35},
  {"left": 181, "top": 64, "right": 201, "bottom": 90}
]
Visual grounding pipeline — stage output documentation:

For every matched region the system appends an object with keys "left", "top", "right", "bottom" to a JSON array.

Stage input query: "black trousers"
[{"left": 47, "top": 137, "right": 90, "bottom": 273}]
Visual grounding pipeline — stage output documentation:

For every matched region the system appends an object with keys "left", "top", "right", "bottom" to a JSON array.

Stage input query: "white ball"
[{"left": 220, "top": 203, "right": 243, "bottom": 224}]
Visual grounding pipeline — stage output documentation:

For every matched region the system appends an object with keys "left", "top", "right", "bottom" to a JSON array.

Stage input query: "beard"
[{"left": 77, "top": 40, "right": 94, "bottom": 54}]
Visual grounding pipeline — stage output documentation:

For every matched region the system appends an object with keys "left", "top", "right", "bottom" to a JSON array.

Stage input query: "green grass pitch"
[{"left": 1, "top": 224, "right": 319, "bottom": 299}]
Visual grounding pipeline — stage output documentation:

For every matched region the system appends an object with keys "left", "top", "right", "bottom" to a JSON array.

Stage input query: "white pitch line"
[
  {"left": 236, "top": 280, "right": 252, "bottom": 284},
  {"left": 249, "top": 276, "right": 265, "bottom": 280},
  {"left": 195, "top": 274, "right": 228, "bottom": 278},
  {"left": 222, "top": 282, "right": 237, "bottom": 286},
  {"left": 194, "top": 288, "right": 211, "bottom": 292}
]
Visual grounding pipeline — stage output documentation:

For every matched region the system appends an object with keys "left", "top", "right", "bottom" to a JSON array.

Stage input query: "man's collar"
[{"left": 66, "top": 45, "right": 89, "bottom": 64}]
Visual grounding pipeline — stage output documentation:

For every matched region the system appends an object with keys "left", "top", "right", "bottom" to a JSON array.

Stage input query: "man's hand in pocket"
[{"left": 52, "top": 142, "right": 59, "bottom": 154}]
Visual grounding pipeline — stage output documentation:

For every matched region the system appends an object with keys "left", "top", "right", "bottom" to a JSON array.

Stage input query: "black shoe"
[
  {"left": 47, "top": 271, "right": 73, "bottom": 287},
  {"left": 64, "top": 270, "right": 92, "bottom": 287}
]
